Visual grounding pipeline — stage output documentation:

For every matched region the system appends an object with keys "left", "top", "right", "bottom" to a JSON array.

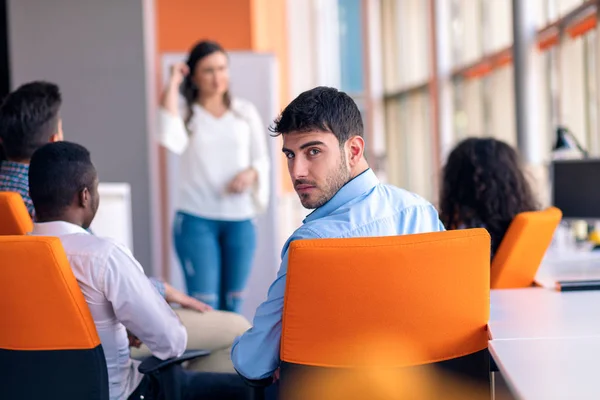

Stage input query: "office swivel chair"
[
  {"left": 491, "top": 207, "right": 562, "bottom": 289},
  {"left": 0, "top": 235, "right": 207, "bottom": 400},
  {"left": 0, "top": 191, "right": 32, "bottom": 235},
  {"left": 244, "top": 229, "right": 491, "bottom": 399}
]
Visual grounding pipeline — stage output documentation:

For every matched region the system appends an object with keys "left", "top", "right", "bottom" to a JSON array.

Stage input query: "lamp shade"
[{"left": 553, "top": 126, "right": 588, "bottom": 157}]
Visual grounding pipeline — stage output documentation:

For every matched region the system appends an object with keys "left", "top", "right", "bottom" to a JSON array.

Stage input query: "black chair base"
[{"left": 135, "top": 349, "right": 211, "bottom": 400}]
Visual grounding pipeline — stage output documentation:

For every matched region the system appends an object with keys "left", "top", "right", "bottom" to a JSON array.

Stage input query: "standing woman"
[{"left": 158, "top": 40, "right": 270, "bottom": 313}]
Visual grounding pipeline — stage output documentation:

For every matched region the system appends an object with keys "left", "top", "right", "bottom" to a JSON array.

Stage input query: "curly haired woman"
[{"left": 439, "top": 137, "right": 538, "bottom": 258}]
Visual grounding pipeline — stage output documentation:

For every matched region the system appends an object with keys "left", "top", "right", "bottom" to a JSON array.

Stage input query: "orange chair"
[
  {"left": 491, "top": 207, "right": 562, "bottom": 289},
  {"left": 0, "top": 235, "right": 109, "bottom": 399},
  {"left": 279, "top": 229, "right": 491, "bottom": 398},
  {"left": 0, "top": 192, "right": 33, "bottom": 235},
  {"left": 0, "top": 236, "right": 209, "bottom": 399}
]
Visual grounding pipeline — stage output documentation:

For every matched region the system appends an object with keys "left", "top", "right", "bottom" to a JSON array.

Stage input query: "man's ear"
[
  {"left": 50, "top": 119, "right": 64, "bottom": 142},
  {"left": 78, "top": 187, "right": 90, "bottom": 208},
  {"left": 346, "top": 136, "right": 365, "bottom": 167}
]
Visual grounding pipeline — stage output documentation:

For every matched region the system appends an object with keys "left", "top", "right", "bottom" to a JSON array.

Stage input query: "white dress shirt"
[
  {"left": 32, "top": 221, "right": 187, "bottom": 400},
  {"left": 158, "top": 98, "right": 270, "bottom": 221}
]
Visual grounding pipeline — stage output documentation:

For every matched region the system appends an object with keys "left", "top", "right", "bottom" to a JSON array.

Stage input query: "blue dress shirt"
[{"left": 231, "top": 169, "right": 445, "bottom": 379}]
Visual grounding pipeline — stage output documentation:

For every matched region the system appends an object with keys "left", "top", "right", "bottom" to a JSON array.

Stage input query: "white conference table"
[
  {"left": 488, "top": 250, "right": 600, "bottom": 399},
  {"left": 489, "top": 337, "right": 600, "bottom": 400},
  {"left": 489, "top": 287, "right": 600, "bottom": 399},
  {"left": 535, "top": 249, "right": 600, "bottom": 288},
  {"left": 489, "top": 287, "right": 600, "bottom": 340}
]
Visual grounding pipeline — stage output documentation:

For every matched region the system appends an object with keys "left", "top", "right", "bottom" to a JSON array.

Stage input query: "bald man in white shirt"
[{"left": 28, "top": 141, "right": 251, "bottom": 400}]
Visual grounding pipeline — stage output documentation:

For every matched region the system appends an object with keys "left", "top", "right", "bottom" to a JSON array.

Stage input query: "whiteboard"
[
  {"left": 160, "top": 51, "right": 281, "bottom": 320},
  {"left": 91, "top": 182, "right": 133, "bottom": 250}
]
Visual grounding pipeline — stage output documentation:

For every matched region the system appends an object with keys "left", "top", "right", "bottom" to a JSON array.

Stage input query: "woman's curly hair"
[{"left": 440, "top": 138, "right": 538, "bottom": 256}]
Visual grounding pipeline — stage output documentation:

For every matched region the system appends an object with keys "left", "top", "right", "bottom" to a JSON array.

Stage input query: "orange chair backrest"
[
  {"left": 491, "top": 207, "right": 562, "bottom": 289},
  {"left": 0, "top": 236, "right": 100, "bottom": 351},
  {"left": 0, "top": 192, "right": 33, "bottom": 235},
  {"left": 280, "top": 229, "right": 490, "bottom": 368}
]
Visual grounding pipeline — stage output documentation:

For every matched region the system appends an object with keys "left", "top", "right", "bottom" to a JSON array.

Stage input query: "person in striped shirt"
[{"left": 0, "top": 81, "right": 64, "bottom": 217}]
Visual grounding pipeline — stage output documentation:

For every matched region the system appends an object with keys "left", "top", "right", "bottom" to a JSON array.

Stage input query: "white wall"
[
  {"left": 7, "top": 0, "right": 158, "bottom": 272},
  {"left": 91, "top": 183, "right": 134, "bottom": 251}
]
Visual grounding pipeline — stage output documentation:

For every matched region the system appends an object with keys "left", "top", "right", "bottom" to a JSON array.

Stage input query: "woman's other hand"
[
  {"left": 226, "top": 168, "right": 258, "bottom": 194},
  {"left": 164, "top": 281, "right": 213, "bottom": 313}
]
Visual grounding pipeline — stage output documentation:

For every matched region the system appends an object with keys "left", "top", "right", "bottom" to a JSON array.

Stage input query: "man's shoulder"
[
  {"left": 0, "top": 161, "right": 28, "bottom": 176},
  {"left": 285, "top": 184, "right": 439, "bottom": 247},
  {"left": 376, "top": 183, "right": 433, "bottom": 208},
  {"left": 328, "top": 183, "right": 435, "bottom": 221},
  {"left": 288, "top": 224, "right": 323, "bottom": 241},
  {"left": 0, "top": 168, "right": 28, "bottom": 186},
  {"left": 59, "top": 233, "right": 130, "bottom": 259}
]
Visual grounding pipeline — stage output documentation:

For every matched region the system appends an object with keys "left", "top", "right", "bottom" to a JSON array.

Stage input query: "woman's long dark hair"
[
  {"left": 440, "top": 138, "right": 538, "bottom": 256},
  {"left": 181, "top": 40, "right": 231, "bottom": 130}
]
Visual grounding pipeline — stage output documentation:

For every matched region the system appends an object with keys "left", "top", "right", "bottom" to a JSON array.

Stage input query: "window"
[
  {"left": 381, "top": 0, "right": 435, "bottom": 199},
  {"left": 338, "top": 0, "right": 364, "bottom": 94},
  {"left": 378, "top": 0, "right": 598, "bottom": 203}
]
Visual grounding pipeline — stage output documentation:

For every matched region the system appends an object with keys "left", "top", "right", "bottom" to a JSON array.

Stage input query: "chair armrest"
[
  {"left": 138, "top": 349, "right": 210, "bottom": 374},
  {"left": 233, "top": 370, "right": 273, "bottom": 400},
  {"left": 237, "top": 374, "right": 273, "bottom": 388}
]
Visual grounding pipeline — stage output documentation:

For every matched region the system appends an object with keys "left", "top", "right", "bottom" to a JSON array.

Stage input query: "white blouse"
[{"left": 158, "top": 98, "right": 270, "bottom": 221}]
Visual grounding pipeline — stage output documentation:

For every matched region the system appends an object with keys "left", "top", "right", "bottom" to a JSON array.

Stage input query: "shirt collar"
[
  {"left": 0, "top": 160, "right": 29, "bottom": 172},
  {"left": 303, "top": 168, "right": 379, "bottom": 223},
  {"left": 32, "top": 221, "right": 90, "bottom": 236}
]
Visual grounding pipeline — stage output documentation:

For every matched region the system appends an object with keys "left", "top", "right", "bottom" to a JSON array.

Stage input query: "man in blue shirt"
[{"left": 231, "top": 86, "right": 445, "bottom": 380}]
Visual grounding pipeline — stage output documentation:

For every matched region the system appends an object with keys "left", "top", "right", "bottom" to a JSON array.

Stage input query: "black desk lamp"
[{"left": 553, "top": 126, "right": 588, "bottom": 157}]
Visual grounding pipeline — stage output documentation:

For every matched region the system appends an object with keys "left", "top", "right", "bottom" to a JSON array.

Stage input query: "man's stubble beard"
[{"left": 300, "top": 152, "right": 351, "bottom": 209}]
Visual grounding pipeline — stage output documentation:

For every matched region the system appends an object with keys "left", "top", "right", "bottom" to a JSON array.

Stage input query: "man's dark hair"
[
  {"left": 269, "top": 86, "right": 363, "bottom": 145},
  {"left": 0, "top": 81, "right": 62, "bottom": 160},
  {"left": 29, "top": 141, "right": 96, "bottom": 219}
]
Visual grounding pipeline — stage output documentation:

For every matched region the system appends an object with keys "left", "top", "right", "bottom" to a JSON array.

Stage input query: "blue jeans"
[{"left": 173, "top": 212, "right": 256, "bottom": 312}]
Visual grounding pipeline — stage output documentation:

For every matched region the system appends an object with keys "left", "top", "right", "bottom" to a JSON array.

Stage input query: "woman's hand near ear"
[
  {"left": 160, "top": 62, "right": 189, "bottom": 116},
  {"left": 169, "top": 63, "right": 189, "bottom": 86}
]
